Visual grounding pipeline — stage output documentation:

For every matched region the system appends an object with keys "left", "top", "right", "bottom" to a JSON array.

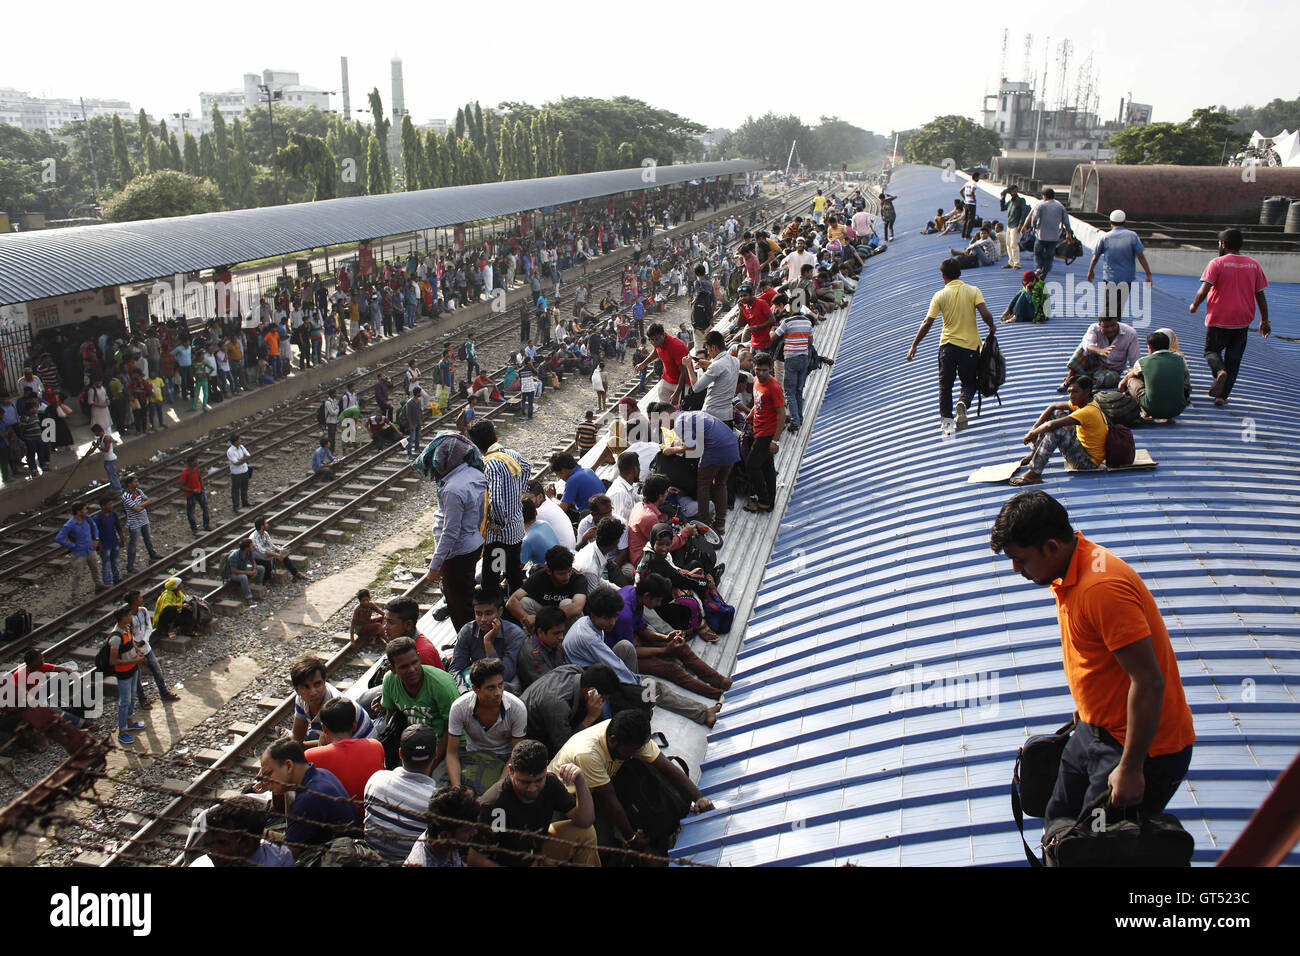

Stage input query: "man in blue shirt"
[
  {"left": 256, "top": 736, "right": 357, "bottom": 858},
  {"left": 55, "top": 503, "right": 102, "bottom": 599},
  {"left": 311, "top": 438, "right": 336, "bottom": 475},
  {"left": 520, "top": 499, "right": 560, "bottom": 568},
  {"left": 1086, "top": 209, "right": 1154, "bottom": 321},
  {"left": 665, "top": 407, "right": 742, "bottom": 530},
  {"left": 92, "top": 496, "right": 124, "bottom": 586},
  {"left": 551, "top": 453, "right": 605, "bottom": 518},
  {"left": 418, "top": 446, "right": 486, "bottom": 632}
]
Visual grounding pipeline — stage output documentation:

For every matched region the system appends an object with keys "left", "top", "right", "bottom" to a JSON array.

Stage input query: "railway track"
[{"left": 0, "top": 191, "right": 784, "bottom": 578}]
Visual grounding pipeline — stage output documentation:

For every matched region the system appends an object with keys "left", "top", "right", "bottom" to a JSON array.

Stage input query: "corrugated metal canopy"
[
  {"left": 673, "top": 163, "right": 1300, "bottom": 867},
  {"left": 0, "top": 160, "right": 760, "bottom": 305}
]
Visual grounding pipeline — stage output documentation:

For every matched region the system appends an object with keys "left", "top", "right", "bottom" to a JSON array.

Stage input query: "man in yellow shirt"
[
  {"left": 548, "top": 709, "right": 712, "bottom": 857},
  {"left": 906, "top": 259, "right": 997, "bottom": 435},
  {"left": 1010, "top": 375, "right": 1107, "bottom": 485}
]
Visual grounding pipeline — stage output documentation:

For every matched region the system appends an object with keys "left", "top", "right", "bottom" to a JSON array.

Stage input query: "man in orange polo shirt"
[{"left": 990, "top": 490, "right": 1194, "bottom": 819}]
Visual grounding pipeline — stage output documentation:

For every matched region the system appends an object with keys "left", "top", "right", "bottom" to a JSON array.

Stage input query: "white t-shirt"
[
  {"left": 537, "top": 498, "right": 577, "bottom": 551},
  {"left": 446, "top": 691, "right": 527, "bottom": 756},
  {"left": 227, "top": 444, "right": 250, "bottom": 475}
]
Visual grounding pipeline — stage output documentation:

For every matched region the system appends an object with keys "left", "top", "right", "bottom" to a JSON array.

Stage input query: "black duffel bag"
[
  {"left": 1011, "top": 717, "right": 1076, "bottom": 864},
  {"left": 1042, "top": 788, "right": 1194, "bottom": 867},
  {"left": 609, "top": 756, "right": 692, "bottom": 865}
]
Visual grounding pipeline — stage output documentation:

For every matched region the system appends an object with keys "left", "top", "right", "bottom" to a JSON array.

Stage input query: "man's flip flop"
[{"left": 1009, "top": 473, "right": 1043, "bottom": 486}]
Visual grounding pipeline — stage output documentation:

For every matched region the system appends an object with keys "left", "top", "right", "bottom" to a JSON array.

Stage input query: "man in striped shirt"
[
  {"left": 775, "top": 309, "right": 815, "bottom": 431},
  {"left": 363, "top": 725, "right": 441, "bottom": 862},
  {"left": 122, "top": 475, "right": 162, "bottom": 573},
  {"left": 469, "top": 420, "right": 531, "bottom": 597}
]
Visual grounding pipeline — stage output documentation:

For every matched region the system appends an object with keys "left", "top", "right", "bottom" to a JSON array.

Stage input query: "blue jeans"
[
  {"left": 1034, "top": 240, "right": 1058, "bottom": 278},
  {"left": 147, "top": 402, "right": 165, "bottom": 427},
  {"left": 136, "top": 649, "right": 171, "bottom": 699},
  {"left": 408, "top": 424, "right": 422, "bottom": 460},
  {"left": 126, "top": 524, "right": 159, "bottom": 572},
  {"left": 186, "top": 492, "right": 210, "bottom": 532},
  {"left": 234, "top": 565, "right": 265, "bottom": 601},
  {"left": 783, "top": 353, "right": 810, "bottom": 426},
  {"left": 520, "top": 389, "right": 534, "bottom": 419},
  {"left": 1045, "top": 721, "right": 1193, "bottom": 821},
  {"left": 311, "top": 339, "right": 323, "bottom": 365},
  {"left": 405, "top": 302, "right": 417, "bottom": 328},
  {"left": 116, "top": 670, "right": 137, "bottom": 731},
  {"left": 100, "top": 545, "right": 121, "bottom": 585},
  {"left": 103, "top": 458, "right": 121, "bottom": 491}
]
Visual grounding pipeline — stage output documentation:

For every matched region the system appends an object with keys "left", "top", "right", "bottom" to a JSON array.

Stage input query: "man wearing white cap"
[{"left": 1087, "top": 210, "right": 1153, "bottom": 320}]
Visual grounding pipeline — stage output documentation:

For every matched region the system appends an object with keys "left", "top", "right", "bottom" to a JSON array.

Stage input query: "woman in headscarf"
[
  {"left": 634, "top": 523, "right": 719, "bottom": 643},
  {"left": 154, "top": 577, "right": 196, "bottom": 636},
  {"left": 1001, "top": 270, "right": 1049, "bottom": 324}
]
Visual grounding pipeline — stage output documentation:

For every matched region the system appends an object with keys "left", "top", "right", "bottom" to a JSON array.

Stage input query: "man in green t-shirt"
[
  {"left": 1119, "top": 330, "right": 1190, "bottom": 422},
  {"left": 375, "top": 637, "right": 459, "bottom": 770}
]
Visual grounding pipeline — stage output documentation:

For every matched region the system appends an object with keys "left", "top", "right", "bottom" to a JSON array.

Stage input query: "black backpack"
[
  {"left": 610, "top": 758, "right": 692, "bottom": 862},
  {"left": 4, "top": 610, "right": 32, "bottom": 641},
  {"left": 974, "top": 330, "right": 1006, "bottom": 415},
  {"left": 1094, "top": 389, "right": 1141, "bottom": 428},
  {"left": 93, "top": 637, "right": 116, "bottom": 677},
  {"left": 316, "top": 400, "right": 327, "bottom": 426}
]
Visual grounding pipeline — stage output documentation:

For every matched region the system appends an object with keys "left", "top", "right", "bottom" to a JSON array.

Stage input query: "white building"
[
  {"left": 981, "top": 77, "right": 1131, "bottom": 159},
  {"left": 421, "top": 118, "right": 449, "bottom": 136},
  {"left": 0, "top": 88, "right": 133, "bottom": 133},
  {"left": 196, "top": 70, "right": 331, "bottom": 132}
]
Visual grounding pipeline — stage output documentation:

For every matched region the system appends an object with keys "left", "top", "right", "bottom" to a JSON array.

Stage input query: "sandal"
[
  {"left": 697, "top": 625, "right": 720, "bottom": 643},
  {"left": 1009, "top": 473, "right": 1043, "bottom": 486},
  {"left": 743, "top": 502, "right": 761, "bottom": 513}
]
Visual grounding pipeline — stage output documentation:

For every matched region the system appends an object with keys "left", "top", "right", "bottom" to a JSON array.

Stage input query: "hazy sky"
[{"left": 7, "top": 0, "right": 1297, "bottom": 136}]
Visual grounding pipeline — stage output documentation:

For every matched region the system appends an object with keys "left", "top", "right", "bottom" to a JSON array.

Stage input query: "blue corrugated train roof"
[{"left": 673, "top": 164, "right": 1300, "bottom": 867}]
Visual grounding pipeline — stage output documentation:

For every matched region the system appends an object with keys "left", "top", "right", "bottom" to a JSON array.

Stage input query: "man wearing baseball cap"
[
  {"left": 1087, "top": 209, "right": 1154, "bottom": 320},
  {"left": 362, "top": 724, "right": 442, "bottom": 862}
]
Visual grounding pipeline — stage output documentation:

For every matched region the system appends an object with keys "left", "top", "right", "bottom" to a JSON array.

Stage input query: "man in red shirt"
[
  {"left": 733, "top": 284, "right": 777, "bottom": 357},
  {"left": 178, "top": 454, "right": 211, "bottom": 535},
  {"left": 384, "top": 595, "right": 443, "bottom": 669},
  {"left": 1189, "top": 228, "right": 1270, "bottom": 406},
  {"left": 637, "top": 322, "right": 694, "bottom": 405},
  {"left": 305, "top": 697, "right": 385, "bottom": 817},
  {"left": 745, "top": 353, "right": 785, "bottom": 512}
]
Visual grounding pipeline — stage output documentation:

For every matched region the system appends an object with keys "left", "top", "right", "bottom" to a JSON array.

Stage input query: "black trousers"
[
  {"left": 1045, "top": 721, "right": 1193, "bottom": 822},
  {"left": 961, "top": 203, "right": 977, "bottom": 239},
  {"left": 442, "top": 545, "right": 483, "bottom": 633},
  {"left": 482, "top": 540, "right": 523, "bottom": 596},
  {"left": 1204, "top": 326, "right": 1249, "bottom": 399},
  {"left": 747, "top": 435, "right": 777, "bottom": 508},
  {"left": 937, "top": 343, "right": 978, "bottom": 419}
]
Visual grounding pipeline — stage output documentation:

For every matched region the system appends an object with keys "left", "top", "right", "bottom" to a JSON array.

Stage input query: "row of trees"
[
  {"left": 720, "top": 114, "right": 889, "bottom": 170},
  {"left": 2, "top": 93, "right": 712, "bottom": 223}
]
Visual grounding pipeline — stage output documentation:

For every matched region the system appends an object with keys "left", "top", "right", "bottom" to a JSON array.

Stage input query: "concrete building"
[
  {"left": 0, "top": 88, "right": 133, "bottom": 133},
  {"left": 197, "top": 70, "right": 331, "bottom": 132},
  {"left": 981, "top": 77, "right": 1140, "bottom": 160}
]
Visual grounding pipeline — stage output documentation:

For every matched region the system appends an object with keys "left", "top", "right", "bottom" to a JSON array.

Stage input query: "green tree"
[
  {"left": 135, "top": 108, "right": 152, "bottom": 167},
  {"left": 0, "top": 157, "right": 40, "bottom": 219},
  {"left": 167, "top": 132, "right": 182, "bottom": 172},
  {"left": 454, "top": 107, "right": 466, "bottom": 140},
  {"left": 553, "top": 131, "right": 566, "bottom": 176},
  {"left": 198, "top": 132, "right": 216, "bottom": 181},
  {"left": 1111, "top": 106, "right": 1239, "bottom": 165},
  {"left": 102, "top": 169, "right": 222, "bottom": 222},
  {"left": 366, "top": 133, "right": 385, "bottom": 195},
  {"left": 211, "top": 107, "right": 231, "bottom": 198},
  {"left": 401, "top": 115, "right": 423, "bottom": 190},
  {"left": 228, "top": 119, "right": 254, "bottom": 206},
  {"left": 111, "top": 114, "right": 134, "bottom": 189},
  {"left": 183, "top": 132, "right": 200, "bottom": 176},
  {"left": 277, "top": 130, "right": 337, "bottom": 201},
  {"left": 903, "top": 114, "right": 1002, "bottom": 169},
  {"left": 145, "top": 136, "right": 160, "bottom": 174}
]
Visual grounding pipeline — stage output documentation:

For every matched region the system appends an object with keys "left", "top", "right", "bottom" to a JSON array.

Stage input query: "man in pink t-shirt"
[{"left": 1189, "top": 228, "right": 1271, "bottom": 406}]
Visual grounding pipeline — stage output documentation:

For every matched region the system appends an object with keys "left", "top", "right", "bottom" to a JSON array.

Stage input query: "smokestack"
[
  {"left": 340, "top": 56, "right": 351, "bottom": 122},
  {"left": 391, "top": 56, "right": 405, "bottom": 123}
]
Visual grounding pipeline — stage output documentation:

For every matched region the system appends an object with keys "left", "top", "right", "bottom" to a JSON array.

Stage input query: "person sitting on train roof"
[
  {"left": 1009, "top": 375, "right": 1108, "bottom": 487},
  {"left": 1060, "top": 313, "right": 1142, "bottom": 392}
]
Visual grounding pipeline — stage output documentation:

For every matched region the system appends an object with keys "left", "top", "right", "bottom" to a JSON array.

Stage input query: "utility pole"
[
  {"left": 258, "top": 82, "right": 283, "bottom": 205},
  {"left": 78, "top": 97, "right": 101, "bottom": 205},
  {"left": 785, "top": 139, "right": 798, "bottom": 180},
  {"left": 1031, "top": 36, "right": 1049, "bottom": 179}
]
